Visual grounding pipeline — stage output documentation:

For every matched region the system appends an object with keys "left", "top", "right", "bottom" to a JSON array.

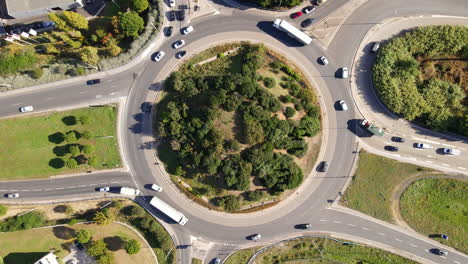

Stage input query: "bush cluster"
[
  {"left": 373, "top": 25, "right": 468, "bottom": 135},
  {"left": 0, "top": 211, "right": 45, "bottom": 232}
]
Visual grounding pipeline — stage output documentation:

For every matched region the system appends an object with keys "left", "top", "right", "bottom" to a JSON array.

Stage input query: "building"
[
  {"left": 3, "top": 0, "right": 83, "bottom": 19},
  {"left": 34, "top": 252, "right": 60, "bottom": 264}
]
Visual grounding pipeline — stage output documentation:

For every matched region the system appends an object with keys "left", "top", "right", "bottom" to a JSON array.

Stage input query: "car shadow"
[{"left": 347, "top": 119, "right": 373, "bottom": 138}]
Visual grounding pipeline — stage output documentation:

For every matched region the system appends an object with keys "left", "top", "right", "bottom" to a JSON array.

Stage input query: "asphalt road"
[{"left": 0, "top": 0, "right": 467, "bottom": 263}]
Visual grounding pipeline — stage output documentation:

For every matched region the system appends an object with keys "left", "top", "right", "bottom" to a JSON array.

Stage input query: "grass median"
[
  {"left": 400, "top": 178, "right": 468, "bottom": 253},
  {"left": 0, "top": 106, "right": 121, "bottom": 180}
]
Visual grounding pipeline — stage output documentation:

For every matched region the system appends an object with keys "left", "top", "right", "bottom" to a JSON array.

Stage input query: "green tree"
[
  {"left": 83, "top": 144, "right": 96, "bottom": 154},
  {"left": 48, "top": 13, "right": 70, "bottom": 31},
  {"left": 93, "top": 211, "right": 112, "bottom": 226},
  {"left": 218, "top": 195, "right": 240, "bottom": 212},
  {"left": 66, "top": 158, "right": 78, "bottom": 169},
  {"left": 64, "top": 204, "right": 74, "bottom": 215},
  {"left": 129, "top": 205, "right": 145, "bottom": 217},
  {"left": 79, "top": 115, "right": 92, "bottom": 125},
  {"left": 82, "top": 130, "right": 94, "bottom": 139},
  {"left": 263, "top": 77, "right": 276, "bottom": 88},
  {"left": 119, "top": 11, "right": 145, "bottom": 38},
  {"left": 88, "top": 156, "right": 99, "bottom": 167},
  {"left": 130, "top": 0, "right": 149, "bottom": 13},
  {"left": 97, "top": 251, "right": 114, "bottom": 264},
  {"left": 69, "top": 145, "right": 81, "bottom": 156},
  {"left": 76, "top": 229, "right": 92, "bottom": 244},
  {"left": 0, "top": 205, "right": 7, "bottom": 216},
  {"left": 124, "top": 239, "right": 141, "bottom": 255},
  {"left": 62, "top": 11, "right": 88, "bottom": 30},
  {"left": 87, "top": 239, "right": 107, "bottom": 258},
  {"left": 246, "top": 190, "right": 265, "bottom": 201},
  {"left": 65, "top": 131, "right": 77, "bottom": 142},
  {"left": 284, "top": 107, "right": 296, "bottom": 118},
  {"left": 80, "top": 46, "right": 99, "bottom": 65},
  {"left": 42, "top": 44, "right": 60, "bottom": 54}
]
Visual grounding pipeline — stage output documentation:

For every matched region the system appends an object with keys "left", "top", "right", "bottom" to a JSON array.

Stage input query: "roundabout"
[{"left": 0, "top": 0, "right": 467, "bottom": 263}]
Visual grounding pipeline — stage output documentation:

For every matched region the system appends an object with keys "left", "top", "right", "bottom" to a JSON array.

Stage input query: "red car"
[{"left": 291, "top": 12, "right": 303, "bottom": 19}]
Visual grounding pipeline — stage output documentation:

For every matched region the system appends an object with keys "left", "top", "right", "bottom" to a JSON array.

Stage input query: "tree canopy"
[{"left": 119, "top": 11, "right": 145, "bottom": 38}]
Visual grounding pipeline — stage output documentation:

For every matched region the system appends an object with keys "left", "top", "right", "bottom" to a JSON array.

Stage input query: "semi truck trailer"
[
  {"left": 272, "top": 19, "right": 312, "bottom": 45},
  {"left": 149, "top": 196, "right": 188, "bottom": 225}
]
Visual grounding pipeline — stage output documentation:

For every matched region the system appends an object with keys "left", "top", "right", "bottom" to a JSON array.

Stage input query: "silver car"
[
  {"left": 98, "top": 186, "right": 110, "bottom": 192},
  {"left": 7, "top": 193, "right": 20, "bottom": 198},
  {"left": 20, "top": 106, "right": 34, "bottom": 112},
  {"left": 319, "top": 56, "right": 329, "bottom": 65},
  {"left": 339, "top": 100, "right": 348, "bottom": 111},
  {"left": 153, "top": 51, "right": 165, "bottom": 62},
  {"left": 341, "top": 67, "right": 348, "bottom": 79},
  {"left": 173, "top": 40, "right": 185, "bottom": 49}
]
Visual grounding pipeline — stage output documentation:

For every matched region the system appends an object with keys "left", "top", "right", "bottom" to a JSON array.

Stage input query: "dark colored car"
[
  {"left": 384, "top": 146, "right": 399, "bottom": 152},
  {"left": 301, "top": 18, "right": 313, "bottom": 28},
  {"left": 321, "top": 161, "right": 329, "bottom": 172},
  {"left": 169, "top": 10, "right": 176, "bottom": 21},
  {"left": 295, "top": 223, "right": 311, "bottom": 229},
  {"left": 86, "top": 79, "right": 101, "bottom": 85},
  {"left": 74, "top": 240, "right": 84, "bottom": 251},
  {"left": 176, "top": 51, "right": 187, "bottom": 59},
  {"left": 391, "top": 136, "right": 405, "bottom": 143},
  {"left": 429, "top": 248, "right": 448, "bottom": 256},
  {"left": 178, "top": 10, "right": 185, "bottom": 21},
  {"left": 291, "top": 12, "right": 303, "bottom": 19},
  {"left": 165, "top": 26, "right": 173, "bottom": 37}
]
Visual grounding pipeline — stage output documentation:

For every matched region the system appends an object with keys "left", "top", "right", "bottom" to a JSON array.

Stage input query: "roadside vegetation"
[
  {"left": 224, "top": 247, "right": 260, "bottom": 264},
  {"left": 373, "top": 25, "right": 468, "bottom": 136},
  {"left": 226, "top": 237, "right": 416, "bottom": 263},
  {"left": 0, "top": 106, "right": 120, "bottom": 180},
  {"left": 156, "top": 43, "right": 321, "bottom": 212},
  {"left": 340, "top": 151, "right": 431, "bottom": 222},
  {"left": 239, "top": 0, "right": 304, "bottom": 9},
  {"left": 400, "top": 178, "right": 468, "bottom": 253},
  {"left": 0, "top": 199, "right": 174, "bottom": 264},
  {"left": 0, "top": 0, "right": 161, "bottom": 91}
]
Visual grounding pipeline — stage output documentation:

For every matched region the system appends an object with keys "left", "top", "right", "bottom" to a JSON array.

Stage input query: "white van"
[{"left": 341, "top": 67, "right": 348, "bottom": 79}]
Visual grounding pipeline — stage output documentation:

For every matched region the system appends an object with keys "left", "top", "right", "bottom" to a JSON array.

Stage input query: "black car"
[
  {"left": 176, "top": 51, "right": 187, "bottom": 59},
  {"left": 384, "top": 145, "right": 399, "bottom": 152},
  {"left": 165, "top": 26, "right": 173, "bottom": 37},
  {"left": 429, "top": 248, "right": 447, "bottom": 256},
  {"left": 169, "top": 10, "right": 176, "bottom": 21},
  {"left": 178, "top": 10, "right": 185, "bottom": 21},
  {"left": 391, "top": 136, "right": 405, "bottom": 143},
  {"left": 301, "top": 18, "right": 313, "bottom": 28},
  {"left": 320, "top": 161, "right": 329, "bottom": 172},
  {"left": 86, "top": 79, "right": 101, "bottom": 85},
  {"left": 295, "top": 223, "right": 311, "bottom": 229}
]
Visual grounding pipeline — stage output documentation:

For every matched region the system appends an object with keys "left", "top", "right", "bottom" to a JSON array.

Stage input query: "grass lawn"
[
  {"left": 341, "top": 151, "right": 428, "bottom": 222},
  {"left": 101, "top": 0, "right": 131, "bottom": 17},
  {"left": 400, "top": 178, "right": 468, "bottom": 252},
  {"left": 191, "top": 258, "right": 202, "bottom": 264},
  {"left": 0, "top": 222, "right": 152, "bottom": 264},
  {"left": 0, "top": 106, "right": 121, "bottom": 180},
  {"left": 225, "top": 247, "right": 261, "bottom": 264},
  {"left": 253, "top": 237, "right": 416, "bottom": 264}
]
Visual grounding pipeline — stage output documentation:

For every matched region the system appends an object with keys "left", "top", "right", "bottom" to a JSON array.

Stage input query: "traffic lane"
[
  {"left": 0, "top": 73, "right": 135, "bottom": 118},
  {"left": 319, "top": 209, "right": 468, "bottom": 264}
]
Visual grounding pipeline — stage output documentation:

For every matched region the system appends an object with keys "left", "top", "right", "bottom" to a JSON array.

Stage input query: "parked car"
[
  {"left": 319, "top": 56, "right": 329, "bottom": 65},
  {"left": 150, "top": 184, "right": 163, "bottom": 192},
  {"left": 303, "top": 6, "right": 316, "bottom": 14},
  {"left": 213, "top": 258, "right": 221, "bottom": 264},
  {"left": 301, "top": 18, "right": 313, "bottom": 28},
  {"left": 291, "top": 12, "right": 303, "bottom": 19},
  {"left": 441, "top": 234, "right": 449, "bottom": 240},
  {"left": 385, "top": 146, "right": 399, "bottom": 152},
  {"left": 341, "top": 67, "right": 348, "bottom": 78},
  {"left": 442, "top": 148, "right": 460, "bottom": 155},
  {"left": 173, "top": 40, "right": 185, "bottom": 49},
  {"left": 296, "top": 223, "right": 311, "bottom": 229},
  {"left": 316, "top": 0, "right": 327, "bottom": 5},
  {"left": 415, "top": 143, "right": 431, "bottom": 149},
  {"left": 176, "top": 51, "right": 187, "bottom": 59},
  {"left": 153, "top": 51, "right": 165, "bottom": 62},
  {"left": 169, "top": 10, "right": 176, "bottom": 21},
  {"left": 339, "top": 100, "right": 348, "bottom": 111},
  {"left": 86, "top": 79, "right": 101, "bottom": 85},
  {"left": 430, "top": 248, "right": 448, "bottom": 256},
  {"left": 98, "top": 186, "right": 110, "bottom": 192},
  {"left": 19, "top": 106, "right": 33, "bottom": 112},
  {"left": 250, "top": 234, "right": 261, "bottom": 240},
  {"left": 178, "top": 10, "right": 185, "bottom": 21},
  {"left": 6, "top": 193, "right": 19, "bottom": 198},
  {"left": 371, "top": 42, "right": 380, "bottom": 52},
  {"left": 321, "top": 161, "right": 329, "bottom": 172},
  {"left": 169, "top": 0, "right": 175, "bottom": 7},
  {"left": 391, "top": 136, "right": 405, "bottom": 143},
  {"left": 182, "top": 25, "right": 194, "bottom": 35},
  {"left": 165, "top": 26, "right": 173, "bottom": 37}
]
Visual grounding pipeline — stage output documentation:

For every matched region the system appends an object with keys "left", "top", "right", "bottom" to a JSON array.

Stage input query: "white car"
[
  {"left": 415, "top": 143, "right": 431, "bottom": 149},
  {"left": 20, "top": 105, "right": 34, "bottom": 112},
  {"left": 7, "top": 193, "right": 19, "bottom": 198},
  {"left": 443, "top": 148, "right": 460, "bottom": 156},
  {"left": 173, "top": 40, "right": 185, "bottom": 49},
  {"left": 251, "top": 234, "right": 261, "bottom": 240},
  {"left": 150, "top": 184, "right": 163, "bottom": 192},
  {"left": 169, "top": 0, "right": 175, "bottom": 7},
  {"left": 182, "top": 26, "right": 194, "bottom": 35},
  {"left": 341, "top": 67, "right": 348, "bottom": 79},
  {"left": 339, "top": 100, "right": 348, "bottom": 111},
  {"left": 153, "top": 51, "right": 165, "bottom": 62},
  {"left": 319, "top": 56, "right": 328, "bottom": 65},
  {"left": 98, "top": 186, "right": 110, "bottom": 192},
  {"left": 304, "top": 6, "right": 315, "bottom": 14}
]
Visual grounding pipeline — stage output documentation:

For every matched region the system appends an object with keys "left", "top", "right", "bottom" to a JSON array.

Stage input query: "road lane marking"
[
  {"left": 454, "top": 261, "right": 461, "bottom": 264},
  {"left": 425, "top": 160, "right": 433, "bottom": 163},
  {"left": 46, "top": 97, "right": 55, "bottom": 100},
  {"left": 442, "top": 164, "right": 450, "bottom": 166},
  {"left": 79, "top": 91, "right": 87, "bottom": 94},
  {"left": 458, "top": 167, "right": 466, "bottom": 170},
  {"left": 395, "top": 238, "right": 403, "bottom": 242},
  {"left": 56, "top": 187, "right": 64, "bottom": 190},
  {"left": 347, "top": 224, "right": 356, "bottom": 227},
  {"left": 378, "top": 232, "right": 385, "bottom": 236},
  {"left": 441, "top": 143, "right": 456, "bottom": 148},
  {"left": 96, "top": 95, "right": 102, "bottom": 98},
  {"left": 333, "top": 221, "right": 342, "bottom": 224},
  {"left": 410, "top": 244, "right": 418, "bottom": 248},
  {"left": 411, "top": 137, "right": 440, "bottom": 145},
  {"left": 319, "top": 219, "right": 328, "bottom": 222},
  {"left": 44, "top": 188, "right": 52, "bottom": 191},
  {"left": 441, "top": 256, "right": 447, "bottom": 259},
  {"left": 392, "top": 154, "right": 401, "bottom": 157},
  {"left": 361, "top": 227, "right": 370, "bottom": 231},
  {"left": 426, "top": 155, "right": 433, "bottom": 158}
]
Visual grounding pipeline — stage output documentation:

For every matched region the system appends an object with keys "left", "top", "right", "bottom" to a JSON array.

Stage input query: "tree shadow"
[
  {"left": 53, "top": 205, "right": 68, "bottom": 213},
  {"left": 128, "top": 113, "right": 145, "bottom": 134},
  {"left": 49, "top": 158, "right": 65, "bottom": 169},
  {"left": 4, "top": 252, "right": 49, "bottom": 264},
  {"left": 103, "top": 236, "right": 125, "bottom": 251},
  {"left": 53, "top": 145, "right": 69, "bottom": 156},
  {"left": 75, "top": 154, "right": 87, "bottom": 165},
  {"left": 62, "top": 116, "right": 77, "bottom": 126},
  {"left": 139, "top": 140, "right": 156, "bottom": 150},
  {"left": 52, "top": 226, "right": 76, "bottom": 240},
  {"left": 48, "top": 132, "right": 65, "bottom": 144}
]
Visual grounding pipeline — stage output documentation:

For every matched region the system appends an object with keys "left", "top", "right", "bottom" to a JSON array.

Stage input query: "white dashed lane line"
[
  {"left": 333, "top": 221, "right": 342, "bottom": 224},
  {"left": 378, "top": 232, "right": 385, "bottom": 236},
  {"left": 347, "top": 224, "right": 356, "bottom": 227},
  {"left": 319, "top": 219, "right": 328, "bottom": 222},
  {"left": 395, "top": 238, "right": 403, "bottom": 242},
  {"left": 454, "top": 261, "right": 461, "bottom": 264},
  {"left": 425, "top": 160, "right": 433, "bottom": 163},
  {"left": 410, "top": 244, "right": 418, "bottom": 248},
  {"left": 361, "top": 227, "right": 370, "bottom": 231},
  {"left": 442, "top": 163, "right": 450, "bottom": 167},
  {"left": 457, "top": 167, "right": 466, "bottom": 170}
]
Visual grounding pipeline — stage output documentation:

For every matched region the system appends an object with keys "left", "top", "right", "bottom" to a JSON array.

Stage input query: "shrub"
[
  {"left": 31, "top": 68, "right": 44, "bottom": 79},
  {"left": 76, "top": 229, "right": 92, "bottom": 244},
  {"left": 263, "top": 77, "right": 276, "bottom": 88},
  {"left": 246, "top": 190, "right": 265, "bottom": 201},
  {"left": 76, "top": 67, "right": 86, "bottom": 76},
  {"left": 82, "top": 131, "right": 94, "bottom": 139},
  {"left": 119, "top": 11, "right": 144, "bottom": 38},
  {"left": 0, "top": 51, "right": 38, "bottom": 76},
  {"left": 68, "top": 218, "right": 78, "bottom": 225},
  {"left": 217, "top": 53, "right": 225, "bottom": 58},
  {"left": 88, "top": 156, "right": 99, "bottom": 167},
  {"left": 0, "top": 205, "right": 7, "bottom": 216},
  {"left": 83, "top": 144, "right": 96, "bottom": 154},
  {"left": 69, "top": 145, "right": 81, "bottom": 156},
  {"left": 284, "top": 107, "right": 296, "bottom": 118},
  {"left": 0, "top": 211, "right": 45, "bottom": 232},
  {"left": 113, "top": 200, "right": 123, "bottom": 209},
  {"left": 130, "top": 0, "right": 149, "bottom": 13},
  {"left": 64, "top": 205, "right": 74, "bottom": 215},
  {"left": 66, "top": 158, "right": 78, "bottom": 169},
  {"left": 217, "top": 195, "right": 240, "bottom": 212},
  {"left": 124, "top": 239, "right": 141, "bottom": 255},
  {"left": 129, "top": 205, "right": 145, "bottom": 217},
  {"left": 65, "top": 131, "right": 77, "bottom": 142},
  {"left": 93, "top": 211, "right": 112, "bottom": 226}
]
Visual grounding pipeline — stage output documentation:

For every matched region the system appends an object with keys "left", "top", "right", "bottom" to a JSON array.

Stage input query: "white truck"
[
  {"left": 149, "top": 196, "right": 188, "bottom": 225},
  {"left": 272, "top": 19, "right": 312, "bottom": 45},
  {"left": 119, "top": 187, "right": 141, "bottom": 196}
]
